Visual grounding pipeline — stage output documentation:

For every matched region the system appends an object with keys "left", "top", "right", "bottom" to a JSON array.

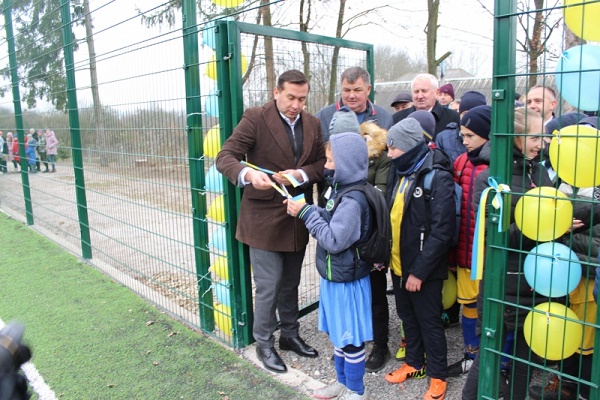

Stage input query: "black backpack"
[
  {"left": 423, "top": 167, "right": 462, "bottom": 247},
  {"left": 331, "top": 183, "right": 392, "bottom": 265}
]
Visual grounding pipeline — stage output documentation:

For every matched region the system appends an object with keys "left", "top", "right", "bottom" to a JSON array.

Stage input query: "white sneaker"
[
  {"left": 313, "top": 381, "right": 346, "bottom": 399},
  {"left": 447, "top": 356, "right": 474, "bottom": 377},
  {"left": 339, "top": 388, "right": 369, "bottom": 400}
]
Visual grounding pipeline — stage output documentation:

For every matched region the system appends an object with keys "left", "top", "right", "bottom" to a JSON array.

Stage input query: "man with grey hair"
[
  {"left": 316, "top": 66, "right": 393, "bottom": 143},
  {"left": 316, "top": 67, "right": 394, "bottom": 374},
  {"left": 392, "top": 73, "right": 460, "bottom": 140}
]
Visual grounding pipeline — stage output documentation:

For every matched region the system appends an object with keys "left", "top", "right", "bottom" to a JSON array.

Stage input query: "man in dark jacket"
[
  {"left": 216, "top": 69, "right": 326, "bottom": 374},
  {"left": 383, "top": 118, "right": 455, "bottom": 400},
  {"left": 316, "top": 66, "right": 393, "bottom": 143},
  {"left": 392, "top": 74, "right": 460, "bottom": 141}
]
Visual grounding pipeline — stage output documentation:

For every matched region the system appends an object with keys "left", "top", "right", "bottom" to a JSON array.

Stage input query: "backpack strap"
[
  {"left": 331, "top": 184, "right": 371, "bottom": 244},
  {"left": 423, "top": 168, "right": 436, "bottom": 196}
]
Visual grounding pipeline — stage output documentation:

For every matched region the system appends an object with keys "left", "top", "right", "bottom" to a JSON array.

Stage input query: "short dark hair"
[
  {"left": 530, "top": 85, "right": 557, "bottom": 100},
  {"left": 340, "top": 66, "right": 371, "bottom": 85},
  {"left": 277, "top": 70, "right": 309, "bottom": 91}
]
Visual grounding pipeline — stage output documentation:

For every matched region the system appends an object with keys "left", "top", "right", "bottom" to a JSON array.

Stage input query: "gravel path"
[{"left": 243, "top": 293, "right": 471, "bottom": 400}]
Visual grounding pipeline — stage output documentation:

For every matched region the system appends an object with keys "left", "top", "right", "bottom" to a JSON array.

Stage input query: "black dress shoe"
[
  {"left": 256, "top": 346, "right": 287, "bottom": 373},
  {"left": 279, "top": 336, "right": 319, "bottom": 358}
]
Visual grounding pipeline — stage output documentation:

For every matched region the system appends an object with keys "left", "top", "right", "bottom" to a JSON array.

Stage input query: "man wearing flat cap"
[{"left": 391, "top": 92, "right": 413, "bottom": 112}]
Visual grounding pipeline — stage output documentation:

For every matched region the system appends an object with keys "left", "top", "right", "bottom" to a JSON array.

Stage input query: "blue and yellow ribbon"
[
  {"left": 471, "top": 177, "right": 511, "bottom": 280},
  {"left": 240, "top": 161, "right": 301, "bottom": 187}
]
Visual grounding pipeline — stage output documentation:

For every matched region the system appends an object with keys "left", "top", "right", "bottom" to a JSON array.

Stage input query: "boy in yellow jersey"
[{"left": 383, "top": 118, "right": 455, "bottom": 400}]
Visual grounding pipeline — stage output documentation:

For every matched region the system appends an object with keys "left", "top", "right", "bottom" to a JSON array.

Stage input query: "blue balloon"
[
  {"left": 205, "top": 90, "right": 219, "bottom": 117},
  {"left": 201, "top": 18, "right": 232, "bottom": 50},
  {"left": 205, "top": 164, "right": 223, "bottom": 192},
  {"left": 209, "top": 226, "right": 227, "bottom": 253},
  {"left": 555, "top": 45, "right": 600, "bottom": 112},
  {"left": 214, "top": 280, "right": 230, "bottom": 307},
  {"left": 201, "top": 20, "right": 217, "bottom": 50},
  {"left": 524, "top": 242, "right": 582, "bottom": 298}
]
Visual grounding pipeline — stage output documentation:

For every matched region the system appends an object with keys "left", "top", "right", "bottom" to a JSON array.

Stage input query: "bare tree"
[
  {"left": 260, "top": 0, "right": 276, "bottom": 96},
  {"left": 516, "top": 0, "right": 561, "bottom": 88},
  {"left": 81, "top": 0, "right": 107, "bottom": 164},
  {"left": 426, "top": 0, "right": 451, "bottom": 77},
  {"left": 299, "top": 0, "right": 312, "bottom": 83},
  {"left": 328, "top": 0, "right": 346, "bottom": 104}
]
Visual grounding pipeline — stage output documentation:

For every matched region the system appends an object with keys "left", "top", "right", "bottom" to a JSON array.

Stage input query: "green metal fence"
[
  {"left": 479, "top": 1, "right": 600, "bottom": 399},
  {"left": 0, "top": 0, "right": 373, "bottom": 348}
]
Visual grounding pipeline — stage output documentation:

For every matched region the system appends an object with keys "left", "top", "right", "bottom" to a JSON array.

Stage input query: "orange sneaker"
[
  {"left": 423, "top": 378, "right": 446, "bottom": 400},
  {"left": 384, "top": 363, "right": 426, "bottom": 384}
]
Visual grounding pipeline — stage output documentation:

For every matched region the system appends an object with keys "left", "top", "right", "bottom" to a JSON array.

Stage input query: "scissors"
[{"left": 280, "top": 183, "right": 292, "bottom": 199}]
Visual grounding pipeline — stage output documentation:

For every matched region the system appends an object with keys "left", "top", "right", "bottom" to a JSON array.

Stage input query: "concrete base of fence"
[{"left": 242, "top": 343, "right": 323, "bottom": 395}]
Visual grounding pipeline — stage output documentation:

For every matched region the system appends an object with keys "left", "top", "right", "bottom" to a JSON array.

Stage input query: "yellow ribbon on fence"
[{"left": 471, "top": 177, "right": 511, "bottom": 281}]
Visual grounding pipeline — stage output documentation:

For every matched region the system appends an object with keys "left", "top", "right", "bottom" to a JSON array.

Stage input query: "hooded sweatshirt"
[{"left": 297, "top": 132, "right": 371, "bottom": 282}]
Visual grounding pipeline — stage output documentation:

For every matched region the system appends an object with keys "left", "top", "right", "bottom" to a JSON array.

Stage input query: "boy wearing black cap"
[
  {"left": 383, "top": 118, "right": 455, "bottom": 400},
  {"left": 435, "top": 91, "right": 487, "bottom": 163},
  {"left": 446, "top": 105, "right": 492, "bottom": 377}
]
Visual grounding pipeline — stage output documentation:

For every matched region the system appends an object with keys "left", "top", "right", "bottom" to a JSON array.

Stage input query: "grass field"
[{"left": 0, "top": 213, "right": 308, "bottom": 400}]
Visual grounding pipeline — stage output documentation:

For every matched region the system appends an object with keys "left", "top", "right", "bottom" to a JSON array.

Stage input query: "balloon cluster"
[
  {"left": 513, "top": 188, "right": 585, "bottom": 359},
  {"left": 209, "top": 224, "right": 232, "bottom": 334},
  {"left": 556, "top": 1, "right": 600, "bottom": 112}
]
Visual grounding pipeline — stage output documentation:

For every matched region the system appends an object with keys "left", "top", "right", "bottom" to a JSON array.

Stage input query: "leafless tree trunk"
[
  {"left": 426, "top": 0, "right": 439, "bottom": 76},
  {"left": 299, "top": 0, "right": 311, "bottom": 91},
  {"left": 517, "top": 0, "right": 561, "bottom": 89},
  {"left": 83, "top": 0, "right": 106, "bottom": 165},
  {"left": 328, "top": 0, "right": 345, "bottom": 104},
  {"left": 260, "top": 0, "right": 276, "bottom": 98}
]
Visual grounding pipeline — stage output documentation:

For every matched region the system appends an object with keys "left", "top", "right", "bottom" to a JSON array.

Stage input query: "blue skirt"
[{"left": 318, "top": 275, "right": 373, "bottom": 348}]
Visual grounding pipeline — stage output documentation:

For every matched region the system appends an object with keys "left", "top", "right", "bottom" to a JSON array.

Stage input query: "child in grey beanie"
[
  {"left": 386, "top": 118, "right": 424, "bottom": 152},
  {"left": 329, "top": 106, "right": 361, "bottom": 136}
]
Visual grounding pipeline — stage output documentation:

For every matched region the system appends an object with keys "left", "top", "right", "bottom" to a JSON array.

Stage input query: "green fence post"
[
  {"left": 478, "top": 1, "right": 517, "bottom": 399},
  {"left": 181, "top": 0, "right": 214, "bottom": 333},
  {"left": 3, "top": 0, "right": 33, "bottom": 225},
  {"left": 60, "top": 0, "right": 92, "bottom": 259},
  {"left": 366, "top": 47, "right": 375, "bottom": 103},
  {"left": 218, "top": 20, "right": 252, "bottom": 348}
]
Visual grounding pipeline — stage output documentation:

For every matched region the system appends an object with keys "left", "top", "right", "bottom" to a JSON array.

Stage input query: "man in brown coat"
[{"left": 216, "top": 70, "right": 326, "bottom": 373}]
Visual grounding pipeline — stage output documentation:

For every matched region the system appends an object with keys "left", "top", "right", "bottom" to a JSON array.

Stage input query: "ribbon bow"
[{"left": 471, "top": 177, "right": 511, "bottom": 280}]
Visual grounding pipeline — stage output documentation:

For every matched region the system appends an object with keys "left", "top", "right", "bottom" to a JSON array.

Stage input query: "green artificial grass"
[{"left": 0, "top": 214, "right": 308, "bottom": 399}]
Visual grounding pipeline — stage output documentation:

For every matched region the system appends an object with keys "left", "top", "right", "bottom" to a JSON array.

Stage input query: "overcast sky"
[{"left": 0, "top": 0, "right": 498, "bottom": 112}]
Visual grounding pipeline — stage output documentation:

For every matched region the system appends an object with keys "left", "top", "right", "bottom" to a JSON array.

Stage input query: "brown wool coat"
[{"left": 216, "top": 100, "right": 326, "bottom": 252}]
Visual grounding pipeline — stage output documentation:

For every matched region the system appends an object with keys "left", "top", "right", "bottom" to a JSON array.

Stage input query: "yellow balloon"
[
  {"left": 523, "top": 302, "right": 582, "bottom": 360},
  {"left": 442, "top": 273, "right": 457, "bottom": 310},
  {"left": 514, "top": 187, "right": 572, "bottom": 242},
  {"left": 214, "top": 303, "right": 232, "bottom": 335},
  {"left": 550, "top": 125, "right": 600, "bottom": 188},
  {"left": 564, "top": 0, "right": 600, "bottom": 42},
  {"left": 203, "top": 125, "right": 221, "bottom": 158},
  {"left": 211, "top": 0, "right": 244, "bottom": 7},
  {"left": 205, "top": 52, "right": 248, "bottom": 81},
  {"left": 207, "top": 195, "right": 226, "bottom": 223},
  {"left": 211, "top": 256, "right": 229, "bottom": 280}
]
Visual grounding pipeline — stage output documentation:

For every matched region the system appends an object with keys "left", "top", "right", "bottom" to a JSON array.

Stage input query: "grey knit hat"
[
  {"left": 387, "top": 118, "right": 423, "bottom": 152},
  {"left": 329, "top": 106, "right": 360, "bottom": 136}
]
